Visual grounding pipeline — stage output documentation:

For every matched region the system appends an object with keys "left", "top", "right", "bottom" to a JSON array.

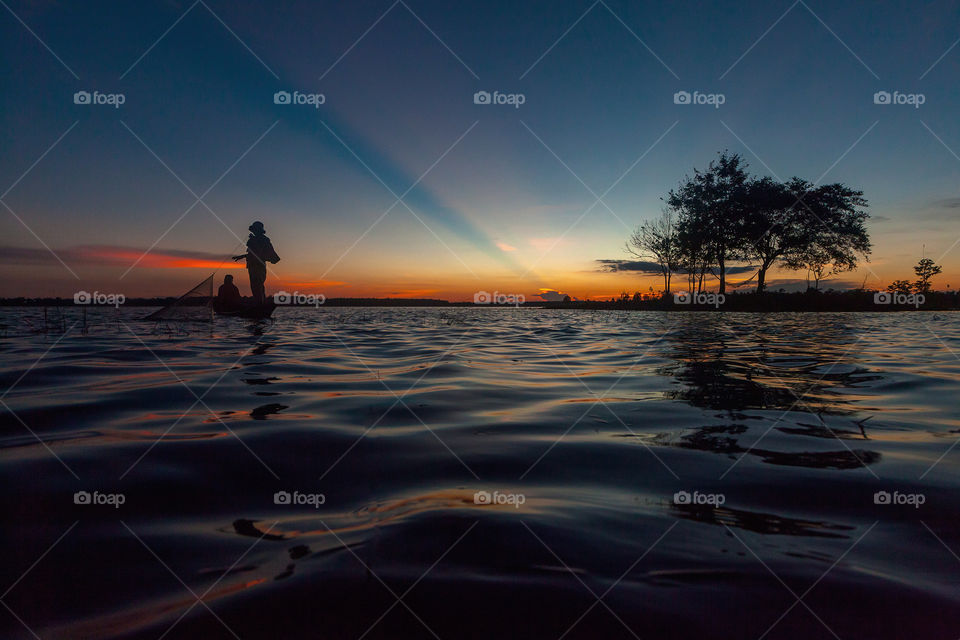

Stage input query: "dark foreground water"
[{"left": 2, "top": 308, "right": 959, "bottom": 639}]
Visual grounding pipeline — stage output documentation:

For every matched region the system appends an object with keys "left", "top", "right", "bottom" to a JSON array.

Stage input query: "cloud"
[
  {"left": 596, "top": 259, "right": 663, "bottom": 273},
  {"left": 0, "top": 245, "right": 243, "bottom": 270},
  {"left": 496, "top": 241, "right": 517, "bottom": 252},
  {"left": 595, "top": 259, "right": 756, "bottom": 275},
  {"left": 932, "top": 198, "right": 960, "bottom": 209},
  {"left": 535, "top": 289, "right": 571, "bottom": 301}
]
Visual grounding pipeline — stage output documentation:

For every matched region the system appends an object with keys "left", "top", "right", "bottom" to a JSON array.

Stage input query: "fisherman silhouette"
[
  {"left": 233, "top": 221, "right": 280, "bottom": 304},
  {"left": 215, "top": 274, "right": 242, "bottom": 312}
]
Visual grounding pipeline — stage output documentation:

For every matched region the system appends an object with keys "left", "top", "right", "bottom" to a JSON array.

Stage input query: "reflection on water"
[{"left": 1, "top": 308, "right": 959, "bottom": 639}]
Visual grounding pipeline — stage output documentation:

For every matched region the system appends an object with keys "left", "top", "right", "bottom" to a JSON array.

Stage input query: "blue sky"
[{"left": 2, "top": 0, "right": 958, "bottom": 298}]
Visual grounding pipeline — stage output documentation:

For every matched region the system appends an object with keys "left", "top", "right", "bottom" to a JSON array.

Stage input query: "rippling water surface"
[{"left": 2, "top": 308, "right": 959, "bottom": 639}]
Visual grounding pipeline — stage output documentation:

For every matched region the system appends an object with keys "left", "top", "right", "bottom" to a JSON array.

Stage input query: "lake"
[{"left": 2, "top": 308, "right": 958, "bottom": 639}]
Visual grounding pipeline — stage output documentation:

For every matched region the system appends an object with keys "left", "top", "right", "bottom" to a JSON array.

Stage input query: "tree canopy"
[{"left": 628, "top": 151, "right": 872, "bottom": 294}]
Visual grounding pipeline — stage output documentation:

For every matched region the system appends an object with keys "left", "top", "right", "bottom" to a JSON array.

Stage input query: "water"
[{"left": 2, "top": 308, "right": 959, "bottom": 639}]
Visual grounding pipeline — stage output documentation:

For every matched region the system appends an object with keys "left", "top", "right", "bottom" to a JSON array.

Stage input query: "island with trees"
[{"left": 571, "top": 151, "right": 956, "bottom": 311}]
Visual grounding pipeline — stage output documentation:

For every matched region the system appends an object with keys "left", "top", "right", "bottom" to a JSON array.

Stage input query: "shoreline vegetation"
[{"left": 1, "top": 290, "right": 958, "bottom": 311}]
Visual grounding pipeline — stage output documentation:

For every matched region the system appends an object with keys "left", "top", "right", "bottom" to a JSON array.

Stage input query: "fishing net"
[{"left": 144, "top": 275, "right": 214, "bottom": 322}]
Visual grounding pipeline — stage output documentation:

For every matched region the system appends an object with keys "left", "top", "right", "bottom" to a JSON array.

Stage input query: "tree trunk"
[
  {"left": 717, "top": 255, "right": 726, "bottom": 294},
  {"left": 756, "top": 268, "right": 766, "bottom": 293}
]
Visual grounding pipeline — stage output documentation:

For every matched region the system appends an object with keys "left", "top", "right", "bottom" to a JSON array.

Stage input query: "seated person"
[{"left": 215, "top": 274, "right": 243, "bottom": 311}]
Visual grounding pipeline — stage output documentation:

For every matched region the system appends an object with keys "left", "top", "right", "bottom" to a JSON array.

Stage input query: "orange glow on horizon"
[
  {"left": 76, "top": 247, "right": 243, "bottom": 271},
  {"left": 382, "top": 288, "right": 442, "bottom": 298},
  {"left": 281, "top": 279, "right": 348, "bottom": 290}
]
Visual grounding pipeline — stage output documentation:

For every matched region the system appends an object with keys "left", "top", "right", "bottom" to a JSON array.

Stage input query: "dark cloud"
[
  {"left": 932, "top": 198, "right": 960, "bottom": 209},
  {"left": 0, "top": 245, "right": 237, "bottom": 268},
  {"left": 596, "top": 259, "right": 663, "bottom": 273},
  {"left": 596, "top": 259, "right": 756, "bottom": 275},
  {"left": 535, "top": 290, "right": 572, "bottom": 301}
]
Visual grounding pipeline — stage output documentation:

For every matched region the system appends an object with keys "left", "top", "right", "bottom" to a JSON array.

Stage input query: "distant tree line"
[
  {"left": 552, "top": 288, "right": 960, "bottom": 311},
  {"left": 626, "top": 151, "right": 872, "bottom": 294}
]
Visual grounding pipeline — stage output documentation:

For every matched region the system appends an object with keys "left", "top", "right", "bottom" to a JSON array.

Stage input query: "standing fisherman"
[{"left": 233, "top": 221, "right": 280, "bottom": 304}]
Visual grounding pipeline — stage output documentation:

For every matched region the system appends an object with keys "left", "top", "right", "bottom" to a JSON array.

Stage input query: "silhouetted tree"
[
  {"left": 778, "top": 182, "right": 871, "bottom": 292},
  {"left": 740, "top": 177, "right": 809, "bottom": 293},
  {"left": 676, "top": 222, "right": 712, "bottom": 294},
  {"left": 913, "top": 257, "right": 942, "bottom": 293},
  {"left": 795, "top": 244, "right": 833, "bottom": 290},
  {"left": 626, "top": 207, "right": 679, "bottom": 294},
  {"left": 647, "top": 152, "right": 871, "bottom": 295},
  {"left": 667, "top": 151, "right": 749, "bottom": 294}
]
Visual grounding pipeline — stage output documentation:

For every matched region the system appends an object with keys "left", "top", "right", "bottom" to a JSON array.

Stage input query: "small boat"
[
  {"left": 145, "top": 275, "right": 277, "bottom": 322},
  {"left": 213, "top": 300, "right": 277, "bottom": 319}
]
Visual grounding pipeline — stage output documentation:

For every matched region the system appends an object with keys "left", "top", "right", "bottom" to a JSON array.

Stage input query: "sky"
[{"left": 1, "top": 0, "right": 958, "bottom": 300}]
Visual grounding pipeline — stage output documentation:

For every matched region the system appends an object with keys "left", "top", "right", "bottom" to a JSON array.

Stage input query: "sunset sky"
[{"left": 1, "top": 0, "right": 958, "bottom": 300}]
